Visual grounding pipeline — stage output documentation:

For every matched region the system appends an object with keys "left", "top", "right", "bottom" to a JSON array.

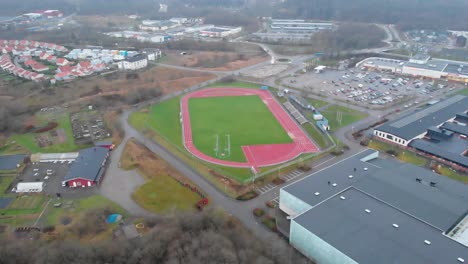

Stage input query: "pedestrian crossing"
[{"left": 281, "top": 169, "right": 303, "bottom": 182}]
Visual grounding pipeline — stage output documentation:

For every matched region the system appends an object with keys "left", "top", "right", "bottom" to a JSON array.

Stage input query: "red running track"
[{"left": 180, "top": 88, "right": 319, "bottom": 170}]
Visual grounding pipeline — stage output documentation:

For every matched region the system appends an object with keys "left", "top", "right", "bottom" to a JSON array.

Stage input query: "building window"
[
  {"left": 76, "top": 182, "right": 81, "bottom": 186},
  {"left": 386, "top": 134, "right": 393, "bottom": 140}
]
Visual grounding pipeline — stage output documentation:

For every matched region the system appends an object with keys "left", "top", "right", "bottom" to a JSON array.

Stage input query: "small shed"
[{"left": 15, "top": 182, "right": 44, "bottom": 193}]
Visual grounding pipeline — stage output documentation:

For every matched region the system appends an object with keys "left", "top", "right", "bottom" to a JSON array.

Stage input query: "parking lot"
[
  {"left": 16, "top": 162, "right": 70, "bottom": 195},
  {"left": 281, "top": 67, "right": 463, "bottom": 108}
]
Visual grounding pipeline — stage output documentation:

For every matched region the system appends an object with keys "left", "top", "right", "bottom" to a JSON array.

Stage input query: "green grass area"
[
  {"left": 132, "top": 177, "right": 200, "bottom": 213},
  {"left": 438, "top": 166, "right": 468, "bottom": 184},
  {"left": 458, "top": 88, "right": 468, "bottom": 96},
  {"left": 46, "top": 195, "right": 127, "bottom": 226},
  {"left": 8, "top": 112, "right": 82, "bottom": 153},
  {"left": 0, "top": 195, "right": 45, "bottom": 215},
  {"left": 368, "top": 140, "right": 427, "bottom": 167},
  {"left": 303, "top": 123, "right": 328, "bottom": 149},
  {"left": 207, "top": 81, "right": 261, "bottom": 89},
  {"left": 0, "top": 176, "right": 14, "bottom": 194},
  {"left": 189, "top": 95, "right": 292, "bottom": 162},
  {"left": 306, "top": 98, "right": 329, "bottom": 109},
  {"left": 320, "top": 105, "right": 367, "bottom": 130}
]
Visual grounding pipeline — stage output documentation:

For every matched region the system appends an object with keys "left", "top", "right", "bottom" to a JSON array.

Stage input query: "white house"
[
  {"left": 117, "top": 54, "right": 148, "bottom": 70},
  {"left": 15, "top": 182, "right": 44, "bottom": 193}
]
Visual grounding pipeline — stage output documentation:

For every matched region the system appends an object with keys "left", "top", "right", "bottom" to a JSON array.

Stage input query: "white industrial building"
[
  {"left": 199, "top": 26, "right": 242, "bottom": 38},
  {"left": 15, "top": 182, "right": 44, "bottom": 193},
  {"left": 357, "top": 55, "right": 468, "bottom": 83},
  {"left": 270, "top": 19, "right": 334, "bottom": 33},
  {"left": 117, "top": 54, "right": 148, "bottom": 70}
]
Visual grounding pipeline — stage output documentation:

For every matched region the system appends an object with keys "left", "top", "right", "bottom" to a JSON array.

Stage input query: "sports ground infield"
[{"left": 181, "top": 88, "right": 319, "bottom": 170}]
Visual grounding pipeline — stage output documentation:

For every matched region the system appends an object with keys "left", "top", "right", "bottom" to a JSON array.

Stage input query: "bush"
[
  {"left": 262, "top": 215, "right": 277, "bottom": 232},
  {"left": 331, "top": 150, "right": 344, "bottom": 156},
  {"left": 360, "top": 140, "right": 369, "bottom": 146},
  {"left": 265, "top": 201, "right": 276, "bottom": 208},
  {"left": 34, "top": 122, "right": 58, "bottom": 133},
  {"left": 236, "top": 191, "right": 258, "bottom": 201},
  {"left": 42, "top": 225, "right": 55, "bottom": 233},
  {"left": 253, "top": 208, "right": 265, "bottom": 217},
  {"left": 272, "top": 177, "right": 285, "bottom": 185},
  {"left": 386, "top": 150, "right": 399, "bottom": 156},
  {"left": 298, "top": 165, "right": 312, "bottom": 171}
]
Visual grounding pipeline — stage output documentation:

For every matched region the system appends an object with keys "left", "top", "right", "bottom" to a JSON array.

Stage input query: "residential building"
[{"left": 279, "top": 149, "right": 468, "bottom": 264}]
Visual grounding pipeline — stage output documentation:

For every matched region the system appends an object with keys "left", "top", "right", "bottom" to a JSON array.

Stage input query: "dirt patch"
[
  {"left": 166, "top": 51, "right": 267, "bottom": 71},
  {"left": 55, "top": 129, "right": 67, "bottom": 143},
  {"left": 121, "top": 139, "right": 198, "bottom": 186}
]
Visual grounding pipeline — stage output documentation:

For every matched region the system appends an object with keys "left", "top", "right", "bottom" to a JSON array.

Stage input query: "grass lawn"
[
  {"left": 0, "top": 195, "right": 46, "bottom": 215},
  {"left": 368, "top": 140, "right": 428, "bottom": 167},
  {"left": 321, "top": 105, "right": 367, "bottom": 130},
  {"left": 0, "top": 176, "right": 14, "bottom": 194},
  {"left": 458, "top": 88, "right": 468, "bottom": 96},
  {"left": 303, "top": 123, "right": 328, "bottom": 149},
  {"left": 208, "top": 81, "right": 261, "bottom": 89},
  {"left": 438, "top": 166, "right": 468, "bottom": 184},
  {"left": 9, "top": 112, "right": 82, "bottom": 153},
  {"left": 189, "top": 95, "right": 292, "bottom": 162},
  {"left": 45, "top": 195, "right": 127, "bottom": 226},
  {"left": 307, "top": 98, "right": 329, "bottom": 109},
  {"left": 132, "top": 177, "right": 200, "bottom": 213}
]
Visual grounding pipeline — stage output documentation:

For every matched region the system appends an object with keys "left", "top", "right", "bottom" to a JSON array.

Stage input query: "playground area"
[{"left": 181, "top": 88, "right": 319, "bottom": 171}]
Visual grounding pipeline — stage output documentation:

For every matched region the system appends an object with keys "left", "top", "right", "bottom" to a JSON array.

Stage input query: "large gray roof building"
[
  {"left": 280, "top": 149, "right": 468, "bottom": 264},
  {"left": 373, "top": 95, "right": 468, "bottom": 168}
]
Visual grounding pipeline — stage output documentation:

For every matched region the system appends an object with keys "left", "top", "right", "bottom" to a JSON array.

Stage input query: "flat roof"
[
  {"left": 0, "top": 154, "right": 24, "bottom": 170},
  {"left": 282, "top": 149, "right": 468, "bottom": 231},
  {"left": 375, "top": 95, "right": 468, "bottom": 140},
  {"left": 409, "top": 136, "right": 468, "bottom": 168},
  {"left": 293, "top": 187, "right": 468, "bottom": 264}
]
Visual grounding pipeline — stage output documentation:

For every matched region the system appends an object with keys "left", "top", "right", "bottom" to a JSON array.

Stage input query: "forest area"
[
  {"left": 0, "top": 211, "right": 310, "bottom": 264},
  {"left": 274, "top": 0, "right": 468, "bottom": 30}
]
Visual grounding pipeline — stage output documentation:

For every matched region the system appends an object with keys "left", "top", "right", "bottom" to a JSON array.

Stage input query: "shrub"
[
  {"left": 272, "top": 177, "right": 285, "bottom": 185},
  {"left": 236, "top": 191, "right": 258, "bottom": 201},
  {"left": 298, "top": 165, "right": 312, "bottom": 171},
  {"left": 253, "top": 208, "right": 265, "bottom": 217},
  {"left": 42, "top": 225, "right": 55, "bottom": 233},
  {"left": 34, "top": 122, "right": 58, "bottom": 133},
  {"left": 262, "top": 215, "right": 277, "bottom": 232},
  {"left": 265, "top": 201, "right": 276, "bottom": 208},
  {"left": 386, "top": 150, "right": 398, "bottom": 156}
]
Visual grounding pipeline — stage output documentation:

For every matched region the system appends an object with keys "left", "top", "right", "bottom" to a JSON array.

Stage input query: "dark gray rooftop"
[
  {"left": 0, "top": 154, "right": 25, "bottom": 170},
  {"left": 409, "top": 138, "right": 468, "bottom": 168},
  {"left": 64, "top": 147, "right": 108, "bottom": 182},
  {"left": 125, "top": 54, "right": 147, "bottom": 63},
  {"left": 283, "top": 149, "right": 468, "bottom": 231},
  {"left": 442, "top": 122, "right": 468, "bottom": 137},
  {"left": 375, "top": 95, "right": 468, "bottom": 140},
  {"left": 405, "top": 60, "right": 447, "bottom": 72},
  {"left": 293, "top": 188, "right": 468, "bottom": 264}
]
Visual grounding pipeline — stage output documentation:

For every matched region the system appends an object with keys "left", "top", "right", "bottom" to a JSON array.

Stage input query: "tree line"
[
  {"left": 0, "top": 210, "right": 311, "bottom": 264},
  {"left": 273, "top": 0, "right": 468, "bottom": 30}
]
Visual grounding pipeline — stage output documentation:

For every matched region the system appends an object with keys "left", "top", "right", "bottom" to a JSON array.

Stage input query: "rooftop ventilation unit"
[
  {"left": 364, "top": 167, "right": 368, "bottom": 171},
  {"left": 458, "top": 257, "right": 465, "bottom": 263},
  {"left": 314, "top": 192, "right": 320, "bottom": 196},
  {"left": 365, "top": 209, "right": 371, "bottom": 213},
  {"left": 340, "top": 196, "right": 346, "bottom": 200},
  {"left": 424, "top": 240, "right": 431, "bottom": 245},
  {"left": 392, "top": 224, "right": 399, "bottom": 228},
  {"left": 348, "top": 175, "right": 354, "bottom": 179},
  {"left": 332, "top": 183, "right": 337, "bottom": 187}
]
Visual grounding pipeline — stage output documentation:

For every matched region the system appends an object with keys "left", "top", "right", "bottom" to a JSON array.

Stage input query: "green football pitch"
[{"left": 188, "top": 95, "right": 293, "bottom": 162}]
